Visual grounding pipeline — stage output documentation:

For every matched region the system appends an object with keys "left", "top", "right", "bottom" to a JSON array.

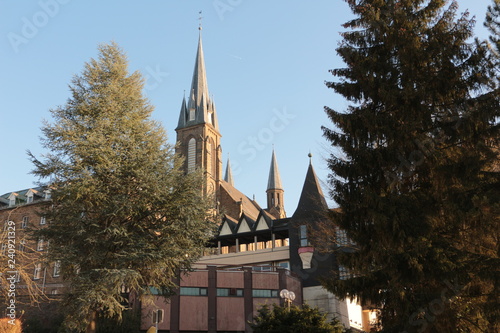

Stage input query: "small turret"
[{"left": 266, "top": 149, "right": 286, "bottom": 218}]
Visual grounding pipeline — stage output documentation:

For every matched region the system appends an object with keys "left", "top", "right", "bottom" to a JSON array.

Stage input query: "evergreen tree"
[
  {"left": 28, "top": 43, "right": 215, "bottom": 333},
  {"left": 321, "top": 1, "right": 499, "bottom": 332},
  {"left": 250, "top": 304, "right": 346, "bottom": 333}
]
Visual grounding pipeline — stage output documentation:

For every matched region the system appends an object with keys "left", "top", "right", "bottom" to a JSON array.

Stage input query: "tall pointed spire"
[
  {"left": 224, "top": 155, "right": 234, "bottom": 186},
  {"left": 266, "top": 149, "right": 286, "bottom": 218},
  {"left": 176, "top": 27, "right": 219, "bottom": 132},
  {"left": 189, "top": 29, "right": 209, "bottom": 112},
  {"left": 267, "top": 149, "right": 283, "bottom": 190},
  {"left": 175, "top": 25, "right": 223, "bottom": 190}
]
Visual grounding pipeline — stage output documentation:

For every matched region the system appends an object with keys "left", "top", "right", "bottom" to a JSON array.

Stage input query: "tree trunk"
[{"left": 86, "top": 310, "right": 97, "bottom": 333}]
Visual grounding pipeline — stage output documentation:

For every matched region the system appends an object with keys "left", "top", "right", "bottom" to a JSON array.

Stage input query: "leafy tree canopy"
[{"left": 29, "top": 42, "right": 216, "bottom": 332}]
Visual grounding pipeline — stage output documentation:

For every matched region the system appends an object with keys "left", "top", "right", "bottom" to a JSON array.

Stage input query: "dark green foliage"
[
  {"left": 95, "top": 308, "right": 141, "bottom": 333},
  {"left": 321, "top": 0, "right": 499, "bottom": 332},
  {"left": 250, "top": 303, "right": 346, "bottom": 333},
  {"left": 21, "top": 300, "right": 65, "bottom": 333},
  {"left": 28, "top": 43, "right": 216, "bottom": 332}
]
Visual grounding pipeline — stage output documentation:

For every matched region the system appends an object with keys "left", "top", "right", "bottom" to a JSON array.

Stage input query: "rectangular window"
[
  {"left": 180, "top": 287, "right": 207, "bottom": 296},
  {"left": 217, "top": 288, "right": 243, "bottom": 297},
  {"left": 53, "top": 261, "right": 61, "bottom": 277},
  {"left": 22, "top": 216, "right": 29, "bottom": 229},
  {"left": 252, "top": 264, "right": 272, "bottom": 272},
  {"left": 19, "top": 239, "right": 26, "bottom": 252},
  {"left": 277, "top": 261, "right": 290, "bottom": 270},
  {"left": 34, "top": 263, "right": 42, "bottom": 280},
  {"left": 9, "top": 198, "right": 15, "bottom": 206},
  {"left": 339, "top": 265, "right": 349, "bottom": 280},
  {"left": 40, "top": 216, "right": 46, "bottom": 225},
  {"left": 299, "top": 225, "right": 309, "bottom": 247},
  {"left": 1, "top": 244, "right": 7, "bottom": 256},
  {"left": 27, "top": 195, "right": 33, "bottom": 203},
  {"left": 252, "top": 289, "right": 279, "bottom": 298},
  {"left": 37, "top": 239, "right": 44, "bottom": 251}
]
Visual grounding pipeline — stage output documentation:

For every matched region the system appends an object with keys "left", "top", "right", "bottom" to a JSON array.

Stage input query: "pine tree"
[
  {"left": 321, "top": 0, "right": 499, "bottom": 332},
  {"left": 28, "top": 43, "right": 215, "bottom": 333}
]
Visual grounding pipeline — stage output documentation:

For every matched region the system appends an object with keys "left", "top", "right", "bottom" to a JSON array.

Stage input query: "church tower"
[
  {"left": 176, "top": 28, "right": 222, "bottom": 195},
  {"left": 266, "top": 149, "right": 286, "bottom": 218}
]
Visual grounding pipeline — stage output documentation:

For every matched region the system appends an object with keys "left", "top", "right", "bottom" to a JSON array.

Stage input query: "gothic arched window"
[{"left": 187, "top": 138, "right": 196, "bottom": 173}]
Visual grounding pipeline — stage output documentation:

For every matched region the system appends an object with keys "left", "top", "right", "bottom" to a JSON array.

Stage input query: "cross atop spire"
[{"left": 198, "top": 10, "right": 203, "bottom": 30}]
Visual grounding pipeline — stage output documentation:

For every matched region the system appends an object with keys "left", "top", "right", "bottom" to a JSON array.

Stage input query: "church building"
[
  {"left": 0, "top": 28, "right": 376, "bottom": 333},
  {"left": 139, "top": 28, "right": 376, "bottom": 332}
]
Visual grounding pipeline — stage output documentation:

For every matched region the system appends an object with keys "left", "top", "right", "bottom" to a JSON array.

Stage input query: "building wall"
[
  {"left": 0, "top": 197, "right": 65, "bottom": 299},
  {"left": 141, "top": 266, "right": 302, "bottom": 333}
]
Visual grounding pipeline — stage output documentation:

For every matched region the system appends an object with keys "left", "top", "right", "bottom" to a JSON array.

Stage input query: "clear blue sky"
[{"left": 0, "top": 0, "right": 492, "bottom": 212}]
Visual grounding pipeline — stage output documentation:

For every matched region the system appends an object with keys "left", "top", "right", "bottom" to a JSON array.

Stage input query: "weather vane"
[{"left": 198, "top": 10, "right": 203, "bottom": 30}]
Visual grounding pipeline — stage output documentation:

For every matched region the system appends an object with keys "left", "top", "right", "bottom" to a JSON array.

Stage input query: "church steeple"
[
  {"left": 266, "top": 149, "right": 286, "bottom": 218},
  {"left": 176, "top": 30, "right": 219, "bottom": 132},
  {"left": 175, "top": 28, "right": 222, "bottom": 195},
  {"left": 224, "top": 156, "right": 234, "bottom": 186}
]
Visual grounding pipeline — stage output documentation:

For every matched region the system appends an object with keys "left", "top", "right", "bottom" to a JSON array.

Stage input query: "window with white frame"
[
  {"left": 40, "top": 216, "right": 46, "bottom": 225},
  {"left": 37, "top": 239, "right": 44, "bottom": 251},
  {"left": 19, "top": 239, "right": 26, "bottom": 252},
  {"left": 53, "top": 261, "right": 61, "bottom": 277},
  {"left": 22, "top": 216, "right": 29, "bottom": 229},
  {"left": 189, "top": 108, "right": 195, "bottom": 121},
  {"left": 33, "top": 263, "right": 42, "bottom": 280},
  {"left": 1, "top": 244, "right": 7, "bottom": 256},
  {"left": 27, "top": 194, "right": 33, "bottom": 203}
]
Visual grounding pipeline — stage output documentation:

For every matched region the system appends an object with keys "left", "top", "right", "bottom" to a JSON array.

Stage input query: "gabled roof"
[
  {"left": 292, "top": 160, "right": 328, "bottom": 220},
  {"left": 0, "top": 187, "right": 48, "bottom": 209},
  {"left": 235, "top": 214, "right": 256, "bottom": 234},
  {"left": 219, "top": 180, "right": 261, "bottom": 221},
  {"left": 219, "top": 215, "right": 238, "bottom": 236},
  {"left": 255, "top": 210, "right": 274, "bottom": 231}
]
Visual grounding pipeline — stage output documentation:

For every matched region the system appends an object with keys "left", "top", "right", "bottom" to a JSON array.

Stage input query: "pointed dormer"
[
  {"left": 176, "top": 27, "right": 222, "bottom": 196},
  {"left": 266, "top": 149, "right": 286, "bottom": 219},
  {"left": 224, "top": 156, "right": 234, "bottom": 186}
]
